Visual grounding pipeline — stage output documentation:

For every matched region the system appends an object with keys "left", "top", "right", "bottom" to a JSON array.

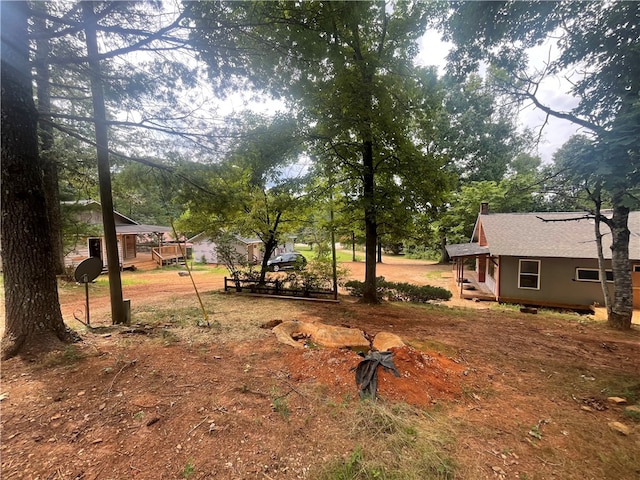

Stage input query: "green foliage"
[
  {"left": 287, "top": 257, "right": 348, "bottom": 291},
  {"left": 270, "top": 388, "right": 291, "bottom": 420},
  {"left": 445, "top": 1, "right": 640, "bottom": 212},
  {"left": 187, "top": 2, "right": 453, "bottom": 301},
  {"left": 344, "top": 277, "right": 451, "bottom": 303},
  {"left": 176, "top": 114, "right": 307, "bottom": 283},
  {"left": 181, "top": 459, "right": 195, "bottom": 479},
  {"left": 111, "top": 162, "right": 175, "bottom": 225},
  {"left": 436, "top": 177, "right": 543, "bottom": 247},
  {"left": 442, "top": 75, "right": 530, "bottom": 183},
  {"left": 231, "top": 257, "right": 342, "bottom": 297}
]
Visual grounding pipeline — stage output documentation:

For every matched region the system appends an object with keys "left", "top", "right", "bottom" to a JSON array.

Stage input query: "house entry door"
[{"left": 88, "top": 238, "right": 102, "bottom": 260}]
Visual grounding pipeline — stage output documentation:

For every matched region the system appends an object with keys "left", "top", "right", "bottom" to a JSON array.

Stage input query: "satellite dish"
[{"left": 74, "top": 257, "right": 103, "bottom": 283}]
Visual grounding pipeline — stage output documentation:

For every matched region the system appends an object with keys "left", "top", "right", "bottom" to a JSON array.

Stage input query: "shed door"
[{"left": 632, "top": 264, "right": 640, "bottom": 309}]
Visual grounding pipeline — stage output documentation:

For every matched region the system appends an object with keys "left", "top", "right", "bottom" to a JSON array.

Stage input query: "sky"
[{"left": 415, "top": 30, "right": 583, "bottom": 164}]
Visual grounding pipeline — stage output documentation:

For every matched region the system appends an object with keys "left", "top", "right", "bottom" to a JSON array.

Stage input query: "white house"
[{"left": 189, "top": 233, "right": 295, "bottom": 265}]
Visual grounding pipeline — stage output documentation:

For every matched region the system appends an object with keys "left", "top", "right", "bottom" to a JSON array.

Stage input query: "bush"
[
  {"left": 284, "top": 257, "right": 349, "bottom": 294},
  {"left": 344, "top": 277, "right": 451, "bottom": 303}
]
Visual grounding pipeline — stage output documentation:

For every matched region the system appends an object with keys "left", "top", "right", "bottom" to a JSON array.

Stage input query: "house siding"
[
  {"left": 64, "top": 240, "right": 92, "bottom": 268},
  {"left": 190, "top": 237, "right": 268, "bottom": 265},
  {"left": 499, "top": 256, "right": 614, "bottom": 308},
  {"left": 64, "top": 235, "right": 133, "bottom": 269},
  {"left": 192, "top": 239, "right": 218, "bottom": 264}
]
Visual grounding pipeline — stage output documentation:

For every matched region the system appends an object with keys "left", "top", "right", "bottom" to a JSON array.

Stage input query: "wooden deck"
[
  {"left": 451, "top": 271, "right": 497, "bottom": 302},
  {"left": 151, "top": 245, "right": 186, "bottom": 267},
  {"left": 119, "top": 248, "right": 185, "bottom": 271}
]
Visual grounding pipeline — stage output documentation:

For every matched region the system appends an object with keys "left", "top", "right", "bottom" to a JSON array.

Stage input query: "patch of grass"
[
  {"left": 424, "top": 270, "right": 449, "bottom": 281},
  {"left": 41, "top": 345, "right": 85, "bottom": 367},
  {"left": 317, "top": 401, "right": 456, "bottom": 480},
  {"left": 95, "top": 276, "right": 147, "bottom": 287},
  {"left": 159, "top": 329, "right": 180, "bottom": 346},
  {"left": 623, "top": 406, "right": 640, "bottom": 421},
  {"left": 158, "top": 264, "right": 227, "bottom": 274},
  {"left": 181, "top": 459, "right": 195, "bottom": 478},
  {"left": 135, "top": 305, "right": 207, "bottom": 328},
  {"left": 319, "top": 446, "right": 385, "bottom": 480},
  {"left": 326, "top": 394, "right": 354, "bottom": 417},
  {"left": 271, "top": 387, "right": 291, "bottom": 419},
  {"left": 407, "top": 339, "right": 458, "bottom": 357},
  {"left": 606, "top": 379, "right": 640, "bottom": 404}
]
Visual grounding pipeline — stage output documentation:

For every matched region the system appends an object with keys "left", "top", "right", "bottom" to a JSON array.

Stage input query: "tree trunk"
[
  {"left": 33, "top": 3, "right": 66, "bottom": 276},
  {"left": 593, "top": 198, "right": 613, "bottom": 315},
  {"left": 438, "top": 232, "right": 450, "bottom": 264},
  {"left": 607, "top": 202, "right": 633, "bottom": 330},
  {"left": 377, "top": 239, "right": 383, "bottom": 263},
  {"left": 362, "top": 138, "right": 379, "bottom": 303},
  {"left": 82, "top": 1, "right": 126, "bottom": 324},
  {"left": 1, "top": 1, "right": 76, "bottom": 359},
  {"left": 259, "top": 235, "right": 278, "bottom": 285},
  {"left": 352, "top": 231, "right": 356, "bottom": 262}
]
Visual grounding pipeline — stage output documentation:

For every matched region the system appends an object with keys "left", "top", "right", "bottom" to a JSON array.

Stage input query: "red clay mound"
[{"left": 282, "top": 345, "right": 464, "bottom": 407}]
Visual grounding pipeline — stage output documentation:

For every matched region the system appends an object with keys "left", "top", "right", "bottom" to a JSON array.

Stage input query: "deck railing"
[{"left": 151, "top": 245, "right": 185, "bottom": 266}]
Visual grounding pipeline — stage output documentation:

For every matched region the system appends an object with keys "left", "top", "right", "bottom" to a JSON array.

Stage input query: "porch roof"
[
  {"left": 446, "top": 243, "right": 490, "bottom": 258},
  {"left": 115, "top": 224, "right": 171, "bottom": 234}
]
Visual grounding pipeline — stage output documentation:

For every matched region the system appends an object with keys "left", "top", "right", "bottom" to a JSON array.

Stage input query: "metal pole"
[{"left": 83, "top": 274, "right": 90, "bottom": 326}]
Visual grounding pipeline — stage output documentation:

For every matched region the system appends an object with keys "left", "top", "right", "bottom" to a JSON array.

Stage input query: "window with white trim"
[
  {"left": 576, "top": 268, "right": 613, "bottom": 282},
  {"left": 518, "top": 259, "right": 540, "bottom": 290}
]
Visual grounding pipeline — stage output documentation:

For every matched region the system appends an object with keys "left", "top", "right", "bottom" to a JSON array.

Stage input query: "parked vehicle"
[{"left": 266, "top": 252, "right": 307, "bottom": 272}]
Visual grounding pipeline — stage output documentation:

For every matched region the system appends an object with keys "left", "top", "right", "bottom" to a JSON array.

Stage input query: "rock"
[
  {"left": 607, "top": 396, "right": 628, "bottom": 405},
  {"left": 491, "top": 466, "right": 506, "bottom": 475},
  {"left": 272, "top": 321, "right": 319, "bottom": 348},
  {"left": 272, "top": 321, "right": 370, "bottom": 350},
  {"left": 625, "top": 405, "right": 640, "bottom": 414},
  {"left": 372, "top": 332, "right": 405, "bottom": 352},
  {"left": 260, "top": 319, "right": 282, "bottom": 329},
  {"left": 608, "top": 421, "right": 631, "bottom": 436},
  {"left": 313, "top": 324, "right": 370, "bottom": 349}
]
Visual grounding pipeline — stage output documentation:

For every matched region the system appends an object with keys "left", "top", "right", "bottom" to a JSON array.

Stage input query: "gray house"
[{"left": 446, "top": 206, "right": 640, "bottom": 311}]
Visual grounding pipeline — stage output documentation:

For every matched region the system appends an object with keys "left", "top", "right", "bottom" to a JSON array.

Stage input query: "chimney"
[{"left": 480, "top": 202, "right": 489, "bottom": 215}]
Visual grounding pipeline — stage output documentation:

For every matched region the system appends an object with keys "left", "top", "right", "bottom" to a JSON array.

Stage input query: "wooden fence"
[{"left": 224, "top": 277, "right": 337, "bottom": 301}]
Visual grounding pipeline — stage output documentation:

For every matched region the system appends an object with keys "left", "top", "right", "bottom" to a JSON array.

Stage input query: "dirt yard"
[{"left": 1, "top": 255, "right": 639, "bottom": 479}]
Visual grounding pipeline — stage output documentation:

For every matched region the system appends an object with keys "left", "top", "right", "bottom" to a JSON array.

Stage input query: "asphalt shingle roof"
[
  {"left": 445, "top": 243, "right": 489, "bottom": 258},
  {"left": 475, "top": 211, "right": 640, "bottom": 260}
]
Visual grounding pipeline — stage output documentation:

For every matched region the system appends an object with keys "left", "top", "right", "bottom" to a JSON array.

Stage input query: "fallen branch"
[
  {"left": 107, "top": 359, "right": 138, "bottom": 393},
  {"left": 187, "top": 417, "right": 209, "bottom": 436}
]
